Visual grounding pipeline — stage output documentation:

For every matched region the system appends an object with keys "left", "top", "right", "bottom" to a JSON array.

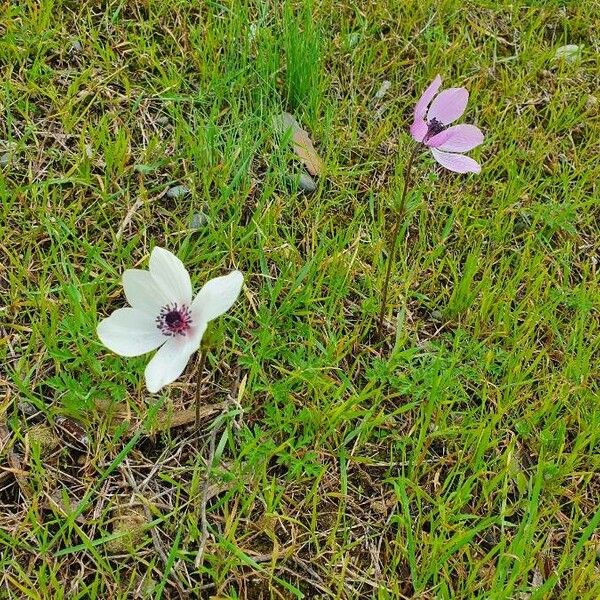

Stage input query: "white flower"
[{"left": 97, "top": 247, "right": 243, "bottom": 393}]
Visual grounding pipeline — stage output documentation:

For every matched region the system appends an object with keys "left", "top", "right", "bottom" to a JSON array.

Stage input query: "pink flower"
[{"left": 410, "top": 75, "right": 484, "bottom": 174}]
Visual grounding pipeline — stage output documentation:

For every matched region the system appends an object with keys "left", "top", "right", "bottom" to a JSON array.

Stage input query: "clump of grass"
[
  {"left": 283, "top": 0, "right": 323, "bottom": 120},
  {"left": 1, "top": 0, "right": 599, "bottom": 598}
]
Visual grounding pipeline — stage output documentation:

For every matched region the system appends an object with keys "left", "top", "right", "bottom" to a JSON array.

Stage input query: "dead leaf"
[
  {"left": 1, "top": 424, "right": 32, "bottom": 499},
  {"left": 275, "top": 112, "right": 324, "bottom": 176},
  {"left": 55, "top": 416, "right": 89, "bottom": 450},
  {"left": 101, "top": 401, "right": 224, "bottom": 436},
  {"left": 153, "top": 403, "right": 224, "bottom": 431}
]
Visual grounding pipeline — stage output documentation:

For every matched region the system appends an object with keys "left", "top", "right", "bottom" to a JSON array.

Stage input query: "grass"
[{"left": 1, "top": 0, "right": 599, "bottom": 598}]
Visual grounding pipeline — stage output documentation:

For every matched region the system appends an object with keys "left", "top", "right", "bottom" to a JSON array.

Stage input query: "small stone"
[
  {"left": 190, "top": 211, "right": 208, "bottom": 229},
  {"left": 155, "top": 115, "right": 169, "bottom": 125},
  {"left": 166, "top": 185, "right": 190, "bottom": 199},
  {"left": 18, "top": 401, "right": 36, "bottom": 416},
  {"left": 513, "top": 217, "right": 528, "bottom": 235},
  {"left": 0, "top": 153, "right": 9, "bottom": 167},
  {"left": 554, "top": 44, "right": 581, "bottom": 62},
  {"left": 346, "top": 32, "right": 360, "bottom": 49},
  {"left": 298, "top": 172, "right": 317, "bottom": 193},
  {"left": 431, "top": 310, "right": 443, "bottom": 321},
  {"left": 70, "top": 39, "right": 83, "bottom": 53},
  {"left": 375, "top": 80, "right": 391, "bottom": 99}
]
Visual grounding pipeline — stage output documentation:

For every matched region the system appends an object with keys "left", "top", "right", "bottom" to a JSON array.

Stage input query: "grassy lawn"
[{"left": 1, "top": 0, "right": 599, "bottom": 598}]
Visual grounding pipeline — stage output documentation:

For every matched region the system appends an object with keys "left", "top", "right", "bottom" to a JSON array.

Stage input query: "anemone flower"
[
  {"left": 97, "top": 247, "right": 243, "bottom": 394},
  {"left": 410, "top": 75, "right": 484, "bottom": 173}
]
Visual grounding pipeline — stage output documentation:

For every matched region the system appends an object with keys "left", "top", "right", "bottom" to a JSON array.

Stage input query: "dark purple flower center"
[
  {"left": 156, "top": 303, "right": 192, "bottom": 337},
  {"left": 426, "top": 117, "right": 447, "bottom": 139}
]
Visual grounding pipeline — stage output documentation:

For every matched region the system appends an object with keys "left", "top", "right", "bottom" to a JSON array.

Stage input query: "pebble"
[
  {"left": 298, "top": 173, "right": 317, "bottom": 193},
  {"left": 190, "top": 211, "right": 208, "bottom": 229},
  {"left": 375, "top": 80, "right": 391, "bottom": 99},
  {"left": 166, "top": 185, "right": 190, "bottom": 199},
  {"left": 554, "top": 44, "right": 581, "bottom": 62}
]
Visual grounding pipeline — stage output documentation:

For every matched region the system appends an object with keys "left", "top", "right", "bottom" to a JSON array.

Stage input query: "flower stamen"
[
  {"left": 426, "top": 117, "right": 447, "bottom": 139},
  {"left": 156, "top": 303, "right": 193, "bottom": 337}
]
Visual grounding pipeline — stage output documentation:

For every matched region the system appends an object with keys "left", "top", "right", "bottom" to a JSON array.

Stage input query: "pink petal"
[
  {"left": 410, "top": 118, "right": 428, "bottom": 142},
  {"left": 425, "top": 124, "right": 484, "bottom": 151},
  {"left": 430, "top": 149, "right": 481, "bottom": 174},
  {"left": 427, "top": 87, "right": 469, "bottom": 125},
  {"left": 413, "top": 75, "right": 442, "bottom": 122}
]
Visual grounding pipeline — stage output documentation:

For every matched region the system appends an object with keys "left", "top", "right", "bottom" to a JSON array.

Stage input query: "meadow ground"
[{"left": 1, "top": 1, "right": 599, "bottom": 598}]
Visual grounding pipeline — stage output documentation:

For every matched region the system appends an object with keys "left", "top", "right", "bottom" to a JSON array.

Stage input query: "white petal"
[
  {"left": 122, "top": 269, "right": 170, "bottom": 316},
  {"left": 144, "top": 337, "right": 196, "bottom": 393},
  {"left": 191, "top": 270, "right": 243, "bottom": 324},
  {"left": 97, "top": 308, "right": 165, "bottom": 357},
  {"left": 149, "top": 247, "right": 192, "bottom": 306},
  {"left": 186, "top": 320, "right": 209, "bottom": 352}
]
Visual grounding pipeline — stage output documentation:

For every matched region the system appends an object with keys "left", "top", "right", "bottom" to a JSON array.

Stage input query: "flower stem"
[
  {"left": 377, "top": 144, "right": 420, "bottom": 338},
  {"left": 195, "top": 351, "right": 207, "bottom": 445}
]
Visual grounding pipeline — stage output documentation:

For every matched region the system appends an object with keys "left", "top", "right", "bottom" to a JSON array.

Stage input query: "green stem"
[{"left": 377, "top": 144, "right": 420, "bottom": 338}]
